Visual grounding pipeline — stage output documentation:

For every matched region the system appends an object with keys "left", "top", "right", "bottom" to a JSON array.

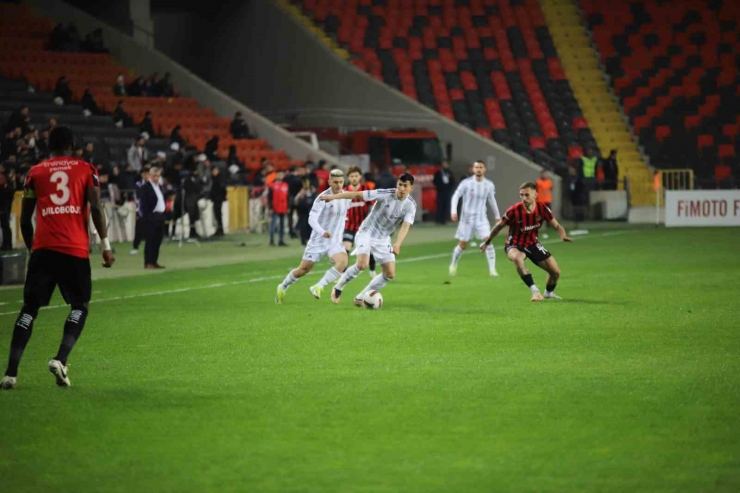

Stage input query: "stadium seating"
[
  {"left": 582, "top": 0, "right": 740, "bottom": 187},
  {"left": 0, "top": 3, "right": 298, "bottom": 171},
  {"left": 289, "top": 0, "right": 599, "bottom": 172}
]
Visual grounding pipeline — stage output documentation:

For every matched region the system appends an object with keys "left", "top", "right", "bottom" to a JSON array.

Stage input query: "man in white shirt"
[
  {"left": 276, "top": 170, "right": 352, "bottom": 304},
  {"left": 139, "top": 166, "right": 166, "bottom": 269},
  {"left": 450, "top": 160, "right": 501, "bottom": 277},
  {"left": 319, "top": 173, "right": 416, "bottom": 306}
]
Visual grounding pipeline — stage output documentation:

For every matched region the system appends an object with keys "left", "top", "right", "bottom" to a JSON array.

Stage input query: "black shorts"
[
  {"left": 24, "top": 249, "right": 92, "bottom": 308},
  {"left": 506, "top": 242, "right": 552, "bottom": 265},
  {"left": 342, "top": 229, "right": 357, "bottom": 244}
]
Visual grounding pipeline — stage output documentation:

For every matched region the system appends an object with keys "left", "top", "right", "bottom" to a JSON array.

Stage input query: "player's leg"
[
  {"left": 507, "top": 247, "right": 543, "bottom": 301},
  {"left": 450, "top": 221, "right": 471, "bottom": 276},
  {"left": 536, "top": 255, "right": 562, "bottom": 300},
  {"left": 277, "top": 255, "right": 316, "bottom": 304},
  {"left": 312, "top": 247, "right": 348, "bottom": 299},
  {"left": 368, "top": 254, "right": 377, "bottom": 278},
  {"left": 353, "top": 239, "right": 395, "bottom": 305},
  {"left": 332, "top": 233, "right": 372, "bottom": 303},
  {"left": 477, "top": 219, "right": 497, "bottom": 277},
  {"left": 51, "top": 253, "right": 93, "bottom": 387},
  {"left": 278, "top": 214, "right": 287, "bottom": 246},
  {"left": 2, "top": 251, "right": 54, "bottom": 389}
]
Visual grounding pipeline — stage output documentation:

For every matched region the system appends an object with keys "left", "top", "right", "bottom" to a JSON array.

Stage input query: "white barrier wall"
[{"left": 665, "top": 190, "right": 740, "bottom": 227}]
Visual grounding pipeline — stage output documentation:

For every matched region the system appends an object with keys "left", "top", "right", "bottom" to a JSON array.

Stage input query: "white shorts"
[
  {"left": 302, "top": 237, "right": 346, "bottom": 263},
  {"left": 354, "top": 231, "right": 395, "bottom": 265},
  {"left": 455, "top": 218, "right": 491, "bottom": 242}
]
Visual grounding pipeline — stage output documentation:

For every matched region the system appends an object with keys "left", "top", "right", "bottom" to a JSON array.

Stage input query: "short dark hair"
[
  {"left": 48, "top": 125, "right": 74, "bottom": 153},
  {"left": 520, "top": 181, "right": 537, "bottom": 191},
  {"left": 398, "top": 173, "right": 415, "bottom": 185},
  {"left": 474, "top": 160, "right": 486, "bottom": 166},
  {"left": 347, "top": 166, "right": 362, "bottom": 176}
]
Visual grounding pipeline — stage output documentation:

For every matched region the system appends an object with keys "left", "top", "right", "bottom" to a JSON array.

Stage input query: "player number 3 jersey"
[{"left": 24, "top": 156, "right": 100, "bottom": 258}]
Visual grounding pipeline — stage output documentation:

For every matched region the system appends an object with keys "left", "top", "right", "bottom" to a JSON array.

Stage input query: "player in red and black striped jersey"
[
  {"left": 342, "top": 167, "right": 377, "bottom": 277},
  {"left": 480, "top": 181, "right": 571, "bottom": 302}
]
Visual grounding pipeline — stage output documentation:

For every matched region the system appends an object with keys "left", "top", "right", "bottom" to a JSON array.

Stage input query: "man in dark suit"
[
  {"left": 433, "top": 160, "right": 454, "bottom": 224},
  {"left": 138, "top": 166, "right": 166, "bottom": 269}
]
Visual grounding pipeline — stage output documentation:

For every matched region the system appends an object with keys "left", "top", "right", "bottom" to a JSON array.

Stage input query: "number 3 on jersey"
[{"left": 50, "top": 171, "right": 70, "bottom": 205}]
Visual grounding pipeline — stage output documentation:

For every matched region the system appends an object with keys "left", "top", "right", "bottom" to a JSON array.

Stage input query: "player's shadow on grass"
[{"left": 558, "top": 298, "right": 629, "bottom": 305}]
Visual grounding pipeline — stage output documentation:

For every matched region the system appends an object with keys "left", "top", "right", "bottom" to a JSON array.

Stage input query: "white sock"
[
  {"left": 336, "top": 264, "right": 362, "bottom": 290},
  {"left": 530, "top": 284, "right": 540, "bottom": 294},
  {"left": 451, "top": 245, "right": 464, "bottom": 267},
  {"left": 485, "top": 245, "right": 496, "bottom": 272},
  {"left": 316, "top": 267, "right": 341, "bottom": 288},
  {"left": 359, "top": 274, "right": 391, "bottom": 297},
  {"left": 545, "top": 290, "right": 553, "bottom": 296},
  {"left": 280, "top": 271, "right": 299, "bottom": 290}
]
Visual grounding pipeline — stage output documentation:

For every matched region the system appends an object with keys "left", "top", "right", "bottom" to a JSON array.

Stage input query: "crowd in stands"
[{"left": 48, "top": 23, "right": 109, "bottom": 53}]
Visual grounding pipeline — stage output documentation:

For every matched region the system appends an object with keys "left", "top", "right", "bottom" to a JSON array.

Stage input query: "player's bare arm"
[
  {"left": 20, "top": 197, "right": 36, "bottom": 251},
  {"left": 548, "top": 218, "right": 572, "bottom": 242},
  {"left": 480, "top": 219, "right": 506, "bottom": 251},
  {"left": 319, "top": 191, "right": 363, "bottom": 202},
  {"left": 393, "top": 221, "right": 412, "bottom": 255},
  {"left": 86, "top": 186, "right": 115, "bottom": 268}
]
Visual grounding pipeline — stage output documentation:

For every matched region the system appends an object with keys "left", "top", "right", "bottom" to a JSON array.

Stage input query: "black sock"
[
  {"left": 54, "top": 306, "right": 89, "bottom": 366},
  {"left": 5, "top": 306, "right": 38, "bottom": 377},
  {"left": 520, "top": 274, "right": 534, "bottom": 287},
  {"left": 369, "top": 255, "right": 376, "bottom": 272},
  {"left": 546, "top": 283, "right": 556, "bottom": 293}
]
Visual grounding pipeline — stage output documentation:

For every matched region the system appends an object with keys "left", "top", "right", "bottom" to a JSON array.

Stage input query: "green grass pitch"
[{"left": 0, "top": 225, "right": 738, "bottom": 492}]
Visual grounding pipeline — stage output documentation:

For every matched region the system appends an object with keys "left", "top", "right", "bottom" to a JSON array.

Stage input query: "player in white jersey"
[
  {"left": 449, "top": 160, "right": 501, "bottom": 277},
  {"left": 319, "top": 173, "right": 416, "bottom": 306},
  {"left": 276, "top": 170, "right": 351, "bottom": 303}
]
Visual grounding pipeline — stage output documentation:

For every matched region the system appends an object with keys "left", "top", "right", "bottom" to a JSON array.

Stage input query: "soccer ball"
[{"left": 363, "top": 290, "right": 383, "bottom": 310}]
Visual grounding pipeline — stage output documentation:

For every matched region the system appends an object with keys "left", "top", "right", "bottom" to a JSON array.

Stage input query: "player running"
[
  {"left": 449, "top": 160, "right": 501, "bottom": 277},
  {"left": 320, "top": 173, "right": 416, "bottom": 306},
  {"left": 276, "top": 169, "right": 352, "bottom": 303},
  {"left": 1, "top": 126, "right": 115, "bottom": 390},
  {"left": 342, "top": 166, "right": 377, "bottom": 278},
  {"left": 480, "top": 181, "right": 571, "bottom": 302}
]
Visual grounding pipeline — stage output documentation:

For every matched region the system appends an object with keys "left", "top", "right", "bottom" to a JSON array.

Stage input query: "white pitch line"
[{"left": 0, "top": 229, "right": 636, "bottom": 316}]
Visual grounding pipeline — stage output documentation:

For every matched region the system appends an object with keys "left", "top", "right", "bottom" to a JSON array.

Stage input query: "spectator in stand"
[
  {"left": 47, "top": 117, "right": 58, "bottom": 129},
  {"left": 230, "top": 112, "right": 252, "bottom": 139},
  {"left": 182, "top": 169, "right": 203, "bottom": 239},
  {"left": 313, "top": 160, "right": 330, "bottom": 191},
  {"left": 48, "top": 23, "right": 67, "bottom": 51},
  {"left": 197, "top": 155, "right": 213, "bottom": 200},
  {"left": 54, "top": 76, "right": 73, "bottom": 105},
  {"left": 536, "top": 170, "right": 553, "bottom": 210},
  {"left": 294, "top": 176, "right": 317, "bottom": 245},
  {"left": 73, "top": 146, "right": 84, "bottom": 159},
  {"left": 1, "top": 128, "right": 21, "bottom": 161},
  {"left": 65, "top": 23, "right": 81, "bottom": 52},
  {"left": 157, "top": 73, "right": 175, "bottom": 98},
  {"left": 36, "top": 128, "right": 50, "bottom": 160},
  {"left": 147, "top": 73, "right": 161, "bottom": 97},
  {"left": 82, "top": 28, "right": 108, "bottom": 53},
  {"left": 113, "top": 100, "right": 133, "bottom": 127},
  {"left": 204, "top": 135, "right": 219, "bottom": 161},
  {"left": 139, "top": 111, "right": 155, "bottom": 138},
  {"left": 364, "top": 162, "right": 379, "bottom": 187},
  {"left": 210, "top": 166, "right": 226, "bottom": 236},
  {"left": 5, "top": 106, "right": 29, "bottom": 134},
  {"left": 170, "top": 125, "right": 186, "bottom": 148},
  {"left": 433, "top": 160, "right": 454, "bottom": 224},
  {"left": 140, "top": 77, "right": 153, "bottom": 97},
  {"left": 114, "top": 74, "right": 127, "bottom": 96},
  {"left": 127, "top": 136, "right": 148, "bottom": 172},
  {"left": 83, "top": 141, "right": 96, "bottom": 165},
  {"left": 603, "top": 150, "right": 619, "bottom": 191},
  {"left": 81, "top": 89, "right": 100, "bottom": 115},
  {"left": 0, "top": 162, "right": 15, "bottom": 251},
  {"left": 225, "top": 145, "right": 242, "bottom": 169},
  {"left": 268, "top": 170, "right": 289, "bottom": 246}
]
